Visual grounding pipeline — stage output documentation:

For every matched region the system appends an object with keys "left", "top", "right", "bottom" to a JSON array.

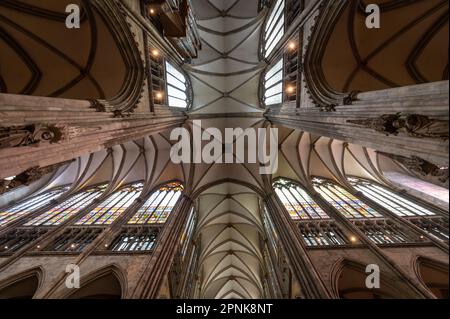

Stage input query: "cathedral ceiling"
[
  {"left": 321, "top": 0, "right": 449, "bottom": 93},
  {"left": 0, "top": 0, "right": 127, "bottom": 99},
  {"left": 0, "top": 0, "right": 448, "bottom": 299},
  {"left": 187, "top": 0, "right": 265, "bottom": 115}
]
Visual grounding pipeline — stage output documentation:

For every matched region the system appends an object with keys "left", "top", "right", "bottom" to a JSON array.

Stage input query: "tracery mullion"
[
  {"left": 315, "top": 185, "right": 358, "bottom": 219},
  {"left": 130, "top": 191, "right": 160, "bottom": 224},
  {"left": 265, "top": 0, "right": 285, "bottom": 55},
  {"left": 266, "top": 15, "right": 284, "bottom": 52},
  {"left": 155, "top": 191, "right": 180, "bottom": 224},
  {"left": 141, "top": 190, "right": 168, "bottom": 224},
  {"left": 44, "top": 191, "right": 102, "bottom": 226},
  {"left": 24, "top": 191, "right": 92, "bottom": 226},
  {"left": 291, "top": 186, "right": 323, "bottom": 219},
  {"left": 265, "top": 71, "right": 283, "bottom": 89},
  {"left": 274, "top": 188, "right": 301, "bottom": 219},
  {"left": 265, "top": 0, "right": 284, "bottom": 33},
  {"left": 329, "top": 184, "right": 378, "bottom": 218},
  {"left": 78, "top": 229, "right": 99, "bottom": 250},
  {"left": 67, "top": 229, "right": 87, "bottom": 251},
  {"left": 166, "top": 70, "right": 186, "bottom": 86},
  {"left": 5, "top": 192, "right": 53, "bottom": 213},
  {"left": 311, "top": 225, "right": 324, "bottom": 245},
  {"left": 353, "top": 184, "right": 412, "bottom": 217},
  {"left": 369, "top": 184, "right": 434, "bottom": 216},
  {"left": 284, "top": 186, "right": 312, "bottom": 219},
  {"left": 265, "top": 79, "right": 283, "bottom": 94},
  {"left": 0, "top": 190, "right": 62, "bottom": 225},
  {"left": 96, "top": 190, "right": 140, "bottom": 225},
  {"left": 281, "top": 187, "right": 305, "bottom": 219},
  {"left": 51, "top": 230, "right": 74, "bottom": 251},
  {"left": 80, "top": 191, "right": 126, "bottom": 225},
  {"left": 168, "top": 84, "right": 186, "bottom": 97},
  {"left": 79, "top": 193, "right": 120, "bottom": 224}
]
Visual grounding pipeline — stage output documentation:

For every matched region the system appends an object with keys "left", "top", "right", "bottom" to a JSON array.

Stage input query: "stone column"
[
  {"left": 0, "top": 93, "right": 186, "bottom": 179},
  {"left": 131, "top": 194, "right": 193, "bottom": 298},
  {"left": 266, "top": 81, "right": 449, "bottom": 167},
  {"left": 264, "top": 192, "right": 332, "bottom": 298}
]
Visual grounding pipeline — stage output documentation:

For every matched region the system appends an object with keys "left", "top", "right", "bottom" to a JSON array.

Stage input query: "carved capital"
[
  {"left": 378, "top": 152, "right": 449, "bottom": 186},
  {"left": 348, "top": 113, "right": 449, "bottom": 140},
  {"left": 319, "top": 104, "right": 337, "bottom": 112},
  {"left": 0, "top": 124, "right": 65, "bottom": 149},
  {"left": 89, "top": 99, "right": 107, "bottom": 112},
  {"left": 0, "top": 160, "right": 73, "bottom": 194},
  {"left": 343, "top": 90, "right": 360, "bottom": 105},
  {"left": 112, "top": 110, "right": 132, "bottom": 118}
]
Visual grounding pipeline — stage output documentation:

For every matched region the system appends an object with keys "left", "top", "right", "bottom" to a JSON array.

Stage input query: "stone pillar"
[
  {"left": 264, "top": 192, "right": 331, "bottom": 298},
  {"left": 266, "top": 81, "right": 449, "bottom": 167},
  {"left": 0, "top": 93, "right": 186, "bottom": 179},
  {"left": 131, "top": 194, "right": 193, "bottom": 298}
]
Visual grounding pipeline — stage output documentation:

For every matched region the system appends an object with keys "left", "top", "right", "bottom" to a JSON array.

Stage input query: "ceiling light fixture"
[{"left": 286, "top": 85, "right": 295, "bottom": 94}]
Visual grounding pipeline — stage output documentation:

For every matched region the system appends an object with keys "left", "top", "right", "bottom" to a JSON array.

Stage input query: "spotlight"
[
  {"left": 350, "top": 236, "right": 357, "bottom": 243},
  {"left": 286, "top": 85, "right": 295, "bottom": 94},
  {"left": 149, "top": 8, "right": 156, "bottom": 15},
  {"left": 155, "top": 92, "right": 163, "bottom": 100},
  {"left": 288, "top": 42, "right": 296, "bottom": 50},
  {"left": 152, "top": 49, "right": 160, "bottom": 57}
]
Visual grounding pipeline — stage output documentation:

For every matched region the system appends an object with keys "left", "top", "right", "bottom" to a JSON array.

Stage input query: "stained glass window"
[
  {"left": 0, "top": 186, "right": 69, "bottom": 227},
  {"left": 312, "top": 178, "right": 382, "bottom": 219},
  {"left": 24, "top": 184, "right": 107, "bottom": 226},
  {"left": 128, "top": 182, "right": 183, "bottom": 224},
  {"left": 180, "top": 207, "right": 196, "bottom": 262},
  {"left": 264, "top": 58, "right": 283, "bottom": 106},
  {"left": 76, "top": 183, "right": 143, "bottom": 226},
  {"left": 264, "top": 0, "right": 285, "bottom": 58},
  {"left": 111, "top": 228, "right": 158, "bottom": 252},
  {"left": 166, "top": 61, "right": 189, "bottom": 109},
  {"left": 273, "top": 178, "right": 329, "bottom": 220},
  {"left": 348, "top": 177, "right": 437, "bottom": 217}
]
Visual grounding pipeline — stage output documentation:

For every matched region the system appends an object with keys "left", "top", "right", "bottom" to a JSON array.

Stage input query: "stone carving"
[
  {"left": 319, "top": 104, "right": 337, "bottom": 112},
  {"left": 89, "top": 99, "right": 107, "bottom": 112},
  {"left": 378, "top": 152, "right": 449, "bottom": 186},
  {"left": 343, "top": 90, "right": 360, "bottom": 105},
  {"left": 0, "top": 124, "right": 64, "bottom": 149},
  {"left": 348, "top": 113, "right": 449, "bottom": 140},
  {"left": 0, "top": 160, "right": 73, "bottom": 194},
  {"left": 112, "top": 110, "right": 132, "bottom": 118}
]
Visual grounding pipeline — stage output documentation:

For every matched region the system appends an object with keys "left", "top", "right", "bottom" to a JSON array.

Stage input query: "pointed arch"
[
  {"left": 127, "top": 180, "right": 184, "bottom": 225},
  {"left": 347, "top": 176, "right": 438, "bottom": 217},
  {"left": 330, "top": 258, "right": 405, "bottom": 299},
  {"left": 75, "top": 181, "right": 144, "bottom": 226},
  {"left": 272, "top": 177, "right": 329, "bottom": 220},
  {"left": 64, "top": 264, "right": 126, "bottom": 299},
  {"left": 0, "top": 267, "right": 43, "bottom": 299},
  {"left": 23, "top": 182, "right": 108, "bottom": 226},
  {"left": 0, "top": 185, "right": 70, "bottom": 227},
  {"left": 414, "top": 256, "right": 449, "bottom": 299}
]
